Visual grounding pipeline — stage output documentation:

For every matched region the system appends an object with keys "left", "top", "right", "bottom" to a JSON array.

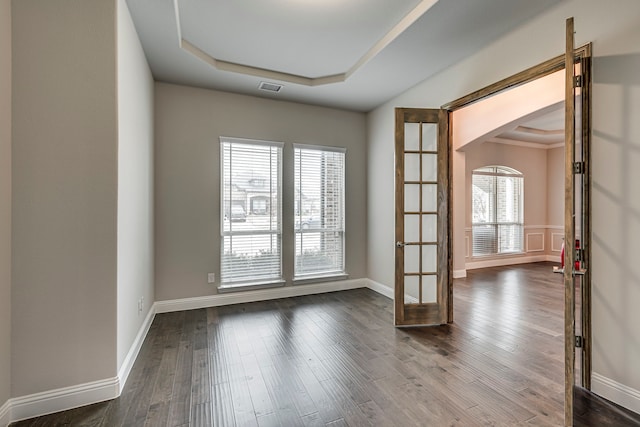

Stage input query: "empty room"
[{"left": 1, "top": 0, "right": 640, "bottom": 426}]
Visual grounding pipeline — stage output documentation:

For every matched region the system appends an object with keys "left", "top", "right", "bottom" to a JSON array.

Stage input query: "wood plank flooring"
[{"left": 11, "top": 262, "right": 640, "bottom": 426}]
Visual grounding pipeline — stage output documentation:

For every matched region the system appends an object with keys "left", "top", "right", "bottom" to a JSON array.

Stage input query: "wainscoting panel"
[{"left": 526, "top": 232, "right": 545, "bottom": 252}]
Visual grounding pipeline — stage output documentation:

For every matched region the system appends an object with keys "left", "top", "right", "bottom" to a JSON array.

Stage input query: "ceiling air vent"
[{"left": 258, "top": 81, "right": 284, "bottom": 93}]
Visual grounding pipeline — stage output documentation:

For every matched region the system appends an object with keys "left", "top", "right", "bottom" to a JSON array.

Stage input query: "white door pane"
[
  {"left": 422, "top": 245, "right": 437, "bottom": 273},
  {"left": 421, "top": 275, "right": 437, "bottom": 303},
  {"left": 404, "top": 184, "right": 419, "bottom": 212},
  {"left": 404, "top": 214, "right": 420, "bottom": 243},
  {"left": 404, "top": 153, "right": 420, "bottom": 181},
  {"left": 422, "top": 154, "right": 437, "bottom": 182},
  {"left": 404, "top": 245, "right": 420, "bottom": 274},
  {"left": 422, "top": 214, "right": 437, "bottom": 242},
  {"left": 422, "top": 184, "right": 437, "bottom": 212},
  {"left": 422, "top": 124, "right": 438, "bottom": 152},
  {"left": 404, "top": 123, "right": 420, "bottom": 151}
]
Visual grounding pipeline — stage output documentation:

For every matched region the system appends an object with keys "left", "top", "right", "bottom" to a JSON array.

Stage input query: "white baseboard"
[
  {"left": 7, "top": 377, "right": 119, "bottom": 424},
  {"left": 592, "top": 372, "right": 640, "bottom": 415},
  {"left": 366, "top": 279, "right": 394, "bottom": 300},
  {"left": 117, "top": 306, "right": 156, "bottom": 392},
  {"left": 154, "top": 278, "right": 369, "bottom": 313},
  {"left": 465, "top": 255, "right": 550, "bottom": 271},
  {"left": 453, "top": 269, "right": 467, "bottom": 278},
  {"left": 0, "top": 399, "right": 9, "bottom": 427}
]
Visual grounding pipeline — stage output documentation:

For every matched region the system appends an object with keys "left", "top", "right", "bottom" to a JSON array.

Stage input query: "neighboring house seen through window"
[{"left": 472, "top": 165, "right": 524, "bottom": 256}]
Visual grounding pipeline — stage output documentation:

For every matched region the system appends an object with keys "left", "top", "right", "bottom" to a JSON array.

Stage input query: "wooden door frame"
[{"left": 441, "top": 44, "right": 593, "bottom": 389}]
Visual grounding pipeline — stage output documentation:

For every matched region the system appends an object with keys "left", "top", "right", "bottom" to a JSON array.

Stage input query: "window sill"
[
  {"left": 217, "top": 279, "right": 286, "bottom": 293},
  {"left": 470, "top": 252, "right": 526, "bottom": 259},
  {"left": 293, "top": 273, "right": 349, "bottom": 285}
]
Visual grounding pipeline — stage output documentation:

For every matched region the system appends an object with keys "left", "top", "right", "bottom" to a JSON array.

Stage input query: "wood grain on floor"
[{"left": 11, "top": 262, "right": 639, "bottom": 426}]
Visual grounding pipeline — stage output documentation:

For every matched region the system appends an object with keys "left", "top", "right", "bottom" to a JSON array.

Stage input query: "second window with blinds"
[{"left": 294, "top": 144, "right": 346, "bottom": 280}]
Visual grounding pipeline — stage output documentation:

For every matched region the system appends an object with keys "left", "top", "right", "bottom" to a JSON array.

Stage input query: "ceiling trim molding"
[
  {"left": 173, "top": 0, "right": 439, "bottom": 86},
  {"left": 488, "top": 137, "right": 564, "bottom": 150},
  {"left": 515, "top": 125, "right": 564, "bottom": 135}
]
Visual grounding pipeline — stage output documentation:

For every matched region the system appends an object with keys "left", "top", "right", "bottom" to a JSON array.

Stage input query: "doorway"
[{"left": 443, "top": 41, "right": 593, "bottom": 424}]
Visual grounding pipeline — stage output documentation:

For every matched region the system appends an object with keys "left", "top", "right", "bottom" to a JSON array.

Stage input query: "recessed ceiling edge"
[{"left": 173, "top": 0, "right": 440, "bottom": 87}]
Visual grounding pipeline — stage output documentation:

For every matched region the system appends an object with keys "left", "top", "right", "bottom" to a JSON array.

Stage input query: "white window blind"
[
  {"left": 472, "top": 166, "right": 524, "bottom": 256},
  {"left": 220, "top": 137, "right": 283, "bottom": 286},
  {"left": 294, "top": 145, "right": 346, "bottom": 278}
]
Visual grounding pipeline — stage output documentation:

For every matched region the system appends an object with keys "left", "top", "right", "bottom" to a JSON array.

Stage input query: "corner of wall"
[{"left": 1, "top": 0, "right": 11, "bottom": 420}]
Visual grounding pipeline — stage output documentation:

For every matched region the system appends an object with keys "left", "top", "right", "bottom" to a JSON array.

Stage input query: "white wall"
[
  {"left": 0, "top": 0, "right": 11, "bottom": 416},
  {"left": 116, "top": 0, "right": 154, "bottom": 374},
  {"left": 11, "top": 0, "right": 118, "bottom": 397},
  {"left": 155, "top": 83, "right": 367, "bottom": 301},
  {"left": 367, "top": 0, "right": 640, "bottom": 413}
]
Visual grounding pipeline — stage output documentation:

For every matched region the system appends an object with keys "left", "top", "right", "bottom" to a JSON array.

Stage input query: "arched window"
[{"left": 472, "top": 166, "right": 524, "bottom": 256}]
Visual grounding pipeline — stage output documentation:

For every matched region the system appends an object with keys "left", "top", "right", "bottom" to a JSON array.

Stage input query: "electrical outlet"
[
  {"left": 137, "top": 297, "right": 143, "bottom": 315},
  {"left": 207, "top": 273, "right": 216, "bottom": 284}
]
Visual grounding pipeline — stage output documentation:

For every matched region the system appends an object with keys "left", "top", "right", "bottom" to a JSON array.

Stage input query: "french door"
[{"left": 394, "top": 108, "right": 451, "bottom": 326}]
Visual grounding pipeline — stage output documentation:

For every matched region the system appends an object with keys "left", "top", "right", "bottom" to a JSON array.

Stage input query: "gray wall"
[
  {"left": 155, "top": 83, "right": 367, "bottom": 301},
  {"left": 12, "top": 0, "right": 118, "bottom": 396},
  {"left": 116, "top": 0, "right": 154, "bottom": 372},
  {"left": 367, "top": 0, "right": 640, "bottom": 411},
  {"left": 0, "top": 0, "right": 11, "bottom": 411}
]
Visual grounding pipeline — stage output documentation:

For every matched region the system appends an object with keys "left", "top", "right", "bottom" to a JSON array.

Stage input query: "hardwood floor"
[{"left": 11, "top": 263, "right": 640, "bottom": 426}]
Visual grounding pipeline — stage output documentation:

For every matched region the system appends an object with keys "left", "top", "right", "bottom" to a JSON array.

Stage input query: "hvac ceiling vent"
[{"left": 258, "top": 81, "right": 284, "bottom": 93}]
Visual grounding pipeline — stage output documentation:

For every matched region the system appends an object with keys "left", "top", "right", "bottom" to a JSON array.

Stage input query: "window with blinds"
[
  {"left": 472, "top": 166, "right": 524, "bottom": 256},
  {"left": 220, "top": 137, "right": 283, "bottom": 286},
  {"left": 294, "top": 145, "right": 346, "bottom": 279}
]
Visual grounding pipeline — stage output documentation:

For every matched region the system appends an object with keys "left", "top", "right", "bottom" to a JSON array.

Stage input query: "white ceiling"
[{"left": 126, "top": 0, "right": 562, "bottom": 112}]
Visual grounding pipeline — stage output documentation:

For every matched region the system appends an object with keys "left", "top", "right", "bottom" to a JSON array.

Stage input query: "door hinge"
[
  {"left": 574, "top": 75, "right": 583, "bottom": 88},
  {"left": 575, "top": 335, "right": 583, "bottom": 348},
  {"left": 573, "top": 161, "right": 585, "bottom": 174}
]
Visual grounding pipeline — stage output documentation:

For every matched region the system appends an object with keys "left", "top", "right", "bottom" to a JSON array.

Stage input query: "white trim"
[
  {"left": 293, "top": 143, "right": 347, "bottom": 153},
  {"left": 366, "top": 279, "right": 394, "bottom": 300},
  {"left": 551, "top": 232, "right": 564, "bottom": 252},
  {"left": 219, "top": 136, "right": 284, "bottom": 148},
  {"left": 592, "top": 372, "right": 640, "bottom": 415},
  {"left": 154, "top": 278, "right": 368, "bottom": 313},
  {"left": 453, "top": 269, "right": 467, "bottom": 278},
  {"left": 0, "top": 399, "right": 9, "bottom": 427},
  {"left": 8, "top": 378, "right": 119, "bottom": 424},
  {"left": 525, "top": 232, "right": 545, "bottom": 252},
  {"left": 464, "top": 235, "right": 469, "bottom": 258},
  {"left": 465, "top": 255, "right": 549, "bottom": 270},
  {"left": 117, "top": 306, "right": 156, "bottom": 392}
]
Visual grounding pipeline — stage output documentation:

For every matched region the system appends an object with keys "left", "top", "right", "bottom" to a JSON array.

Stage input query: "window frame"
[
  {"left": 219, "top": 136, "right": 285, "bottom": 290},
  {"left": 293, "top": 143, "right": 347, "bottom": 281}
]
